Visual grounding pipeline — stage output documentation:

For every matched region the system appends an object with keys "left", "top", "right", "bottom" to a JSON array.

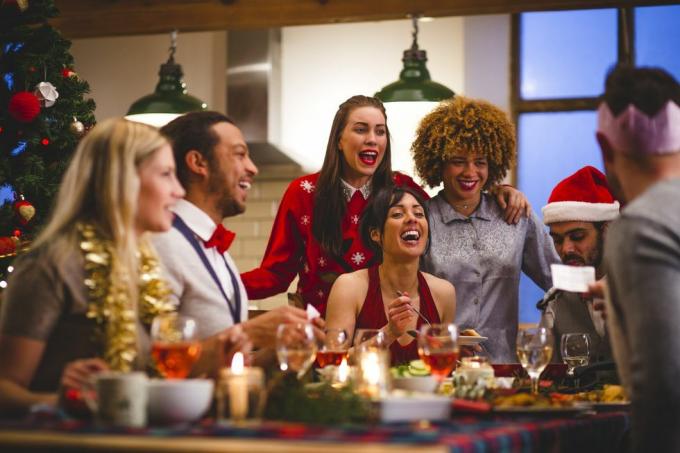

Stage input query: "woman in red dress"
[{"left": 325, "top": 186, "right": 455, "bottom": 365}]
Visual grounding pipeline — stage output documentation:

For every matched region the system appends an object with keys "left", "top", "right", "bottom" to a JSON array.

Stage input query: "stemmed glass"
[
  {"left": 516, "top": 327, "right": 554, "bottom": 394},
  {"left": 418, "top": 323, "right": 459, "bottom": 382},
  {"left": 276, "top": 323, "right": 318, "bottom": 378},
  {"left": 561, "top": 333, "right": 591, "bottom": 377},
  {"left": 150, "top": 313, "right": 202, "bottom": 379},
  {"left": 316, "top": 328, "right": 349, "bottom": 367}
]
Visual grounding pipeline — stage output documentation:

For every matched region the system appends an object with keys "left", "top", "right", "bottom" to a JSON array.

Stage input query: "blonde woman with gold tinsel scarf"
[{"left": 0, "top": 118, "right": 250, "bottom": 416}]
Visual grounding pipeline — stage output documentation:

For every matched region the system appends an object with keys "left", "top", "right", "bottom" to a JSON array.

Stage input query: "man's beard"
[{"left": 208, "top": 171, "right": 243, "bottom": 218}]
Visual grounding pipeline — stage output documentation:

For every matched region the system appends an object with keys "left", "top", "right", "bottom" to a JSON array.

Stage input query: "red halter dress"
[{"left": 355, "top": 265, "right": 441, "bottom": 365}]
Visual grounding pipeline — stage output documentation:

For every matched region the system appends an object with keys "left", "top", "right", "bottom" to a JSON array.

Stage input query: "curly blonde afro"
[{"left": 411, "top": 96, "right": 516, "bottom": 189}]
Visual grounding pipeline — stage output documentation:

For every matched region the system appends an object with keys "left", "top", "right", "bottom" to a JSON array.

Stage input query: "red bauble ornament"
[
  {"left": 0, "top": 236, "right": 19, "bottom": 256},
  {"left": 12, "top": 229, "right": 21, "bottom": 238},
  {"left": 61, "top": 68, "right": 77, "bottom": 78},
  {"left": 8, "top": 92, "right": 40, "bottom": 123},
  {"left": 41, "top": 138, "right": 49, "bottom": 146},
  {"left": 14, "top": 199, "right": 35, "bottom": 226}
]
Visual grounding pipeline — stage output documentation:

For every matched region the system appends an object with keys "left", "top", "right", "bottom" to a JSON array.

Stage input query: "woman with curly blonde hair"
[{"left": 412, "top": 96, "right": 559, "bottom": 363}]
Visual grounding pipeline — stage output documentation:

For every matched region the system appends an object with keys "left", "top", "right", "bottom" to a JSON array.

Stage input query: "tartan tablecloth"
[{"left": 0, "top": 410, "right": 629, "bottom": 453}]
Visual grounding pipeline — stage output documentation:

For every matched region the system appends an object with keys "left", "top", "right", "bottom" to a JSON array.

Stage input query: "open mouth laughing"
[
  {"left": 358, "top": 150, "right": 378, "bottom": 166},
  {"left": 400, "top": 229, "right": 421, "bottom": 245},
  {"left": 458, "top": 179, "right": 479, "bottom": 191}
]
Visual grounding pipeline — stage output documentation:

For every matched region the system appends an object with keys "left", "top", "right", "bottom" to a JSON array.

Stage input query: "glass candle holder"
[
  {"left": 216, "top": 354, "right": 265, "bottom": 424},
  {"left": 457, "top": 356, "right": 494, "bottom": 386},
  {"left": 355, "top": 348, "right": 391, "bottom": 399}
]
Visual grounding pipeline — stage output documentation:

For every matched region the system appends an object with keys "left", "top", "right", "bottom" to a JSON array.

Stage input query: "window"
[{"left": 513, "top": 5, "right": 680, "bottom": 324}]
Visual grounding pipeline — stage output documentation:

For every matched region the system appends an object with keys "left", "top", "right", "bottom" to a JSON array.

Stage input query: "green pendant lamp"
[
  {"left": 375, "top": 16, "right": 454, "bottom": 102},
  {"left": 126, "top": 31, "right": 207, "bottom": 128}
]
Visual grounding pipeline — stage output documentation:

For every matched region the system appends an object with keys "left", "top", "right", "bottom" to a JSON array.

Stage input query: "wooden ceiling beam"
[{"left": 52, "top": 0, "right": 673, "bottom": 39}]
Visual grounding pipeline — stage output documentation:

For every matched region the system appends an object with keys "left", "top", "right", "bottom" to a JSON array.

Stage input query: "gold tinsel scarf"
[{"left": 79, "top": 223, "right": 175, "bottom": 372}]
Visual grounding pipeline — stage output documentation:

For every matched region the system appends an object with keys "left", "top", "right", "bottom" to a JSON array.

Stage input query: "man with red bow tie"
[{"left": 153, "top": 111, "right": 322, "bottom": 359}]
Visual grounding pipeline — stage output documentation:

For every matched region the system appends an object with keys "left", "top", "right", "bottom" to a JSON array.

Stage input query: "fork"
[{"left": 396, "top": 291, "right": 432, "bottom": 337}]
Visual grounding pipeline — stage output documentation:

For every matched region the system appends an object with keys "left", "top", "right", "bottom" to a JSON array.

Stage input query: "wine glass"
[
  {"left": 316, "top": 328, "right": 349, "bottom": 367},
  {"left": 561, "top": 333, "right": 591, "bottom": 377},
  {"left": 276, "top": 323, "right": 318, "bottom": 378},
  {"left": 353, "top": 328, "right": 388, "bottom": 351},
  {"left": 516, "top": 327, "right": 554, "bottom": 394},
  {"left": 150, "top": 313, "right": 201, "bottom": 379},
  {"left": 418, "top": 323, "right": 459, "bottom": 382}
]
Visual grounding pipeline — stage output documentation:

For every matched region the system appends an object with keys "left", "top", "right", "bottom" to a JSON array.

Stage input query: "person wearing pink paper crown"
[
  {"left": 537, "top": 166, "right": 619, "bottom": 364},
  {"left": 594, "top": 65, "right": 680, "bottom": 452}
]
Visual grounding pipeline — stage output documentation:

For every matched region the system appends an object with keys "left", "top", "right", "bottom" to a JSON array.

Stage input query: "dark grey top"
[
  {"left": 605, "top": 177, "right": 680, "bottom": 452},
  {"left": 422, "top": 191, "right": 559, "bottom": 363},
  {"left": 0, "top": 247, "right": 149, "bottom": 392}
]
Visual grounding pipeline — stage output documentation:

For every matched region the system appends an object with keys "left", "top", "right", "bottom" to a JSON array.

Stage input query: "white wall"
[
  {"left": 279, "top": 18, "right": 465, "bottom": 172},
  {"left": 70, "top": 32, "right": 226, "bottom": 121}
]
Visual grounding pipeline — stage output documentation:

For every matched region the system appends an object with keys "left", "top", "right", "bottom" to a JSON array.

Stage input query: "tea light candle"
[
  {"left": 357, "top": 349, "right": 390, "bottom": 398},
  {"left": 332, "top": 357, "right": 350, "bottom": 389},
  {"left": 228, "top": 352, "right": 248, "bottom": 421}
]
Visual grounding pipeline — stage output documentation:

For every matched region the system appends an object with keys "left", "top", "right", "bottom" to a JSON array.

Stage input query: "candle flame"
[
  {"left": 338, "top": 357, "right": 349, "bottom": 382},
  {"left": 231, "top": 351, "right": 245, "bottom": 374}
]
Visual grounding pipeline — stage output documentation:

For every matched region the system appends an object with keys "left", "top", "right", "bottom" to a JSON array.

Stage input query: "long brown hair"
[{"left": 312, "top": 95, "right": 393, "bottom": 256}]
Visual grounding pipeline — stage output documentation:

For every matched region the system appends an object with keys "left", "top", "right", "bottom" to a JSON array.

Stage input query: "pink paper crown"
[{"left": 597, "top": 100, "right": 680, "bottom": 155}]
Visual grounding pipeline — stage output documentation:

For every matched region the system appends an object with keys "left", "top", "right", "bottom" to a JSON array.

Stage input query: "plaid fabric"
[{"left": 0, "top": 410, "right": 629, "bottom": 452}]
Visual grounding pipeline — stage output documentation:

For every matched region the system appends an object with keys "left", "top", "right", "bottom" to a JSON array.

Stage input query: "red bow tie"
[{"left": 204, "top": 224, "right": 236, "bottom": 254}]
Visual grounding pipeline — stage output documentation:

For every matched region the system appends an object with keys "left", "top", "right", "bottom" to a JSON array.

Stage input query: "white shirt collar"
[
  {"left": 172, "top": 199, "right": 219, "bottom": 242},
  {"left": 340, "top": 178, "right": 371, "bottom": 202}
]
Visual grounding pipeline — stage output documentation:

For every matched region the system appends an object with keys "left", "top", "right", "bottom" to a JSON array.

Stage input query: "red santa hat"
[{"left": 542, "top": 166, "right": 620, "bottom": 225}]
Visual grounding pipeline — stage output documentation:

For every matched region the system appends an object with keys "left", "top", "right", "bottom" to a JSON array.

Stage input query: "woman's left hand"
[{"left": 493, "top": 185, "right": 531, "bottom": 224}]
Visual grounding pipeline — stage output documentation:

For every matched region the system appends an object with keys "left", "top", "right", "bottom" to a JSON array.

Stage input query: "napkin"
[
  {"left": 551, "top": 264, "right": 595, "bottom": 293},
  {"left": 306, "top": 304, "right": 321, "bottom": 320}
]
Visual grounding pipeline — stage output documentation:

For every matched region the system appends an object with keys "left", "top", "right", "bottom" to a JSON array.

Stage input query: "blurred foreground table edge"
[{"left": 0, "top": 430, "right": 448, "bottom": 453}]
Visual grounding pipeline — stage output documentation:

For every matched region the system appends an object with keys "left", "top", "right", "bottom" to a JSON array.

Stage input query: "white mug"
[{"left": 84, "top": 372, "right": 148, "bottom": 428}]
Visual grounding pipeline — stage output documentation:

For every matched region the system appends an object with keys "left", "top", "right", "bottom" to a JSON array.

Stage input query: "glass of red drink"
[
  {"left": 151, "top": 314, "right": 202, "bottom": 379},
  {"left": 418, "top": 323, "right": 459, "bottom": 381},
  {"left": 316, "top": 328, "right": 349, "bottom": 367}
]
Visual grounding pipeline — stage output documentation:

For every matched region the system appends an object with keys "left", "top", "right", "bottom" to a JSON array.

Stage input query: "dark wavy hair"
[
  {"left": 360, "top": 186, "right": 430, "bottom": 263},
  {"left": 312, "top": 95, "right": 393, "bottom": 256}
]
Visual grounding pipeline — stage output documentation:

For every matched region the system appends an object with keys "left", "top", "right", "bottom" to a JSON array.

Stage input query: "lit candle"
[
  {"left": 228, "top": 352, "right": 248, "bottom": 421},
  {"left": 358, "top": 350, "right": 389, "bottom": 398},
  {"left": 332, "top": 357, "right": 350, "bottom": 389}
]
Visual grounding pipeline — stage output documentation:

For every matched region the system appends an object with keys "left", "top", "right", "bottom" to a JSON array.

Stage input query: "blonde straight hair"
[{"left": 33, "top": 118, "right": 168, "bottom": 306}]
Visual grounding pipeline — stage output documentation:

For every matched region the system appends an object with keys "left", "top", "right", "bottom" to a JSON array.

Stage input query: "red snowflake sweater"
[{"left": 241, "top": 172, "right": 427, "bottom": 316}]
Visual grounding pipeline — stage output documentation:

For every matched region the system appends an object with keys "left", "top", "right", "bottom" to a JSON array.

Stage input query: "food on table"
[
  {"left": 492, "top": 392, "right": 574, "bottom": 408},
  {"left": 461, "top": 328, "right": 481, "bottom": 337},
  {"left": 391, "top": 359, "right": 430, "bottom": 378},
  {"left": 570, "top": 385, "right": 628, "bottom": 403}
]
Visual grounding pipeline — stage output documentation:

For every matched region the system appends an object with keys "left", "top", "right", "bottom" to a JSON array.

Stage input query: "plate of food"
[
  {"left": 491, "top": 392, "right": 591, "bottom": 415},
  {"left": 458, "top": 328, "right": 487, "bottom": 346},
  {"left": 567, "top": 385, "right": 630, "bottom": 411}
]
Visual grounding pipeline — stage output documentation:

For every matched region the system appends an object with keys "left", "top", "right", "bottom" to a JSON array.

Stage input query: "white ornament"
[{"left": 34, "top": 82, "right": 59, "bottom": 108}]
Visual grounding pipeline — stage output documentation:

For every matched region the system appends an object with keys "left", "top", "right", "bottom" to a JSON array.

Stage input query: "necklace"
[{"left": 79, "top": 223, "right": 175, "bottom": 372}]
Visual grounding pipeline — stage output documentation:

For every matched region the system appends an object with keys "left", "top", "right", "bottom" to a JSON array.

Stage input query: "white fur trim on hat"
[{"left": 542, "top": 200, "right": 620, "bottom": 225}]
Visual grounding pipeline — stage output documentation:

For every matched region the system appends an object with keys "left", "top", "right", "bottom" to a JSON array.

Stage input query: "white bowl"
[
  {"left": 392, "top": 375, "right": 438, "bottom": 393},
  {"left": 147, "top": 379, "right": 214, "bottom": 425}
]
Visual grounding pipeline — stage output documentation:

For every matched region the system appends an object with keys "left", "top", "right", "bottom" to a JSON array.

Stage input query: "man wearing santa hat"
[
  {"left": 538, "top": 166, "right": 618, "bottom": 364},
  {"left": 596, "top": 65, "right": 680, "bottom": 452}
]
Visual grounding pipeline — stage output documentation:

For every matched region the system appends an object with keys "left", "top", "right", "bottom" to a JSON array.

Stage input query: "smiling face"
[
  {"left": 371, "top": 192, "right": 429, "bottom": 259},
  {"left": 441, "top": 151, "right": 489, "bottom": 205},
  {"left": 338, "top": 106, "right": 388, "bottom": 187},
  {"left": 207, "top": 122, "right": 258, "bottom": 217},
  {"left": 135, "top": 144, "right": 186, "bottom": 235},
  {"left": 549, "top": 221, "right": 605, "bottom": 270}
]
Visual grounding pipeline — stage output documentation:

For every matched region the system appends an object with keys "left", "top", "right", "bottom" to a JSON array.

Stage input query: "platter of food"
[{"left": 490, "top": 392, "right": 591, "bottom": 415}]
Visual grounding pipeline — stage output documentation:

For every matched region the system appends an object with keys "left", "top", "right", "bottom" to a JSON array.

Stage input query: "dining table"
[{"left": 0, "top": 405, "right": 630, "bottom": 452}]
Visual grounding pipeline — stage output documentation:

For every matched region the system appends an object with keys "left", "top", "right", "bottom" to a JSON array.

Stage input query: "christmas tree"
[{"left": 0, "top": 0, "right": 96, "bottom": 288}]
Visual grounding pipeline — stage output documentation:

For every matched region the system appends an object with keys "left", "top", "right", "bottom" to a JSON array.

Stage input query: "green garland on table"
[{"left": 263, "top": 372, "right": 370, "bottom": 425}]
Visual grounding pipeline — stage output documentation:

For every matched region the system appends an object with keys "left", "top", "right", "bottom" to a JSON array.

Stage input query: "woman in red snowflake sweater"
[{"left": 241, "top": 95, "right": 527, "bottom": 316}]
